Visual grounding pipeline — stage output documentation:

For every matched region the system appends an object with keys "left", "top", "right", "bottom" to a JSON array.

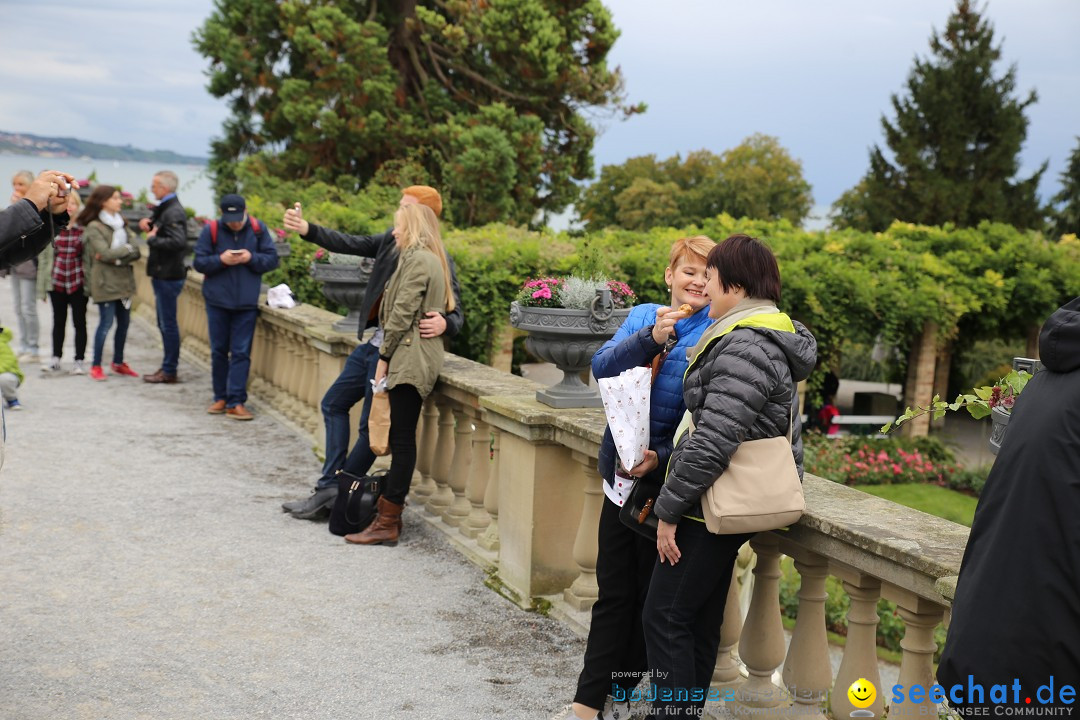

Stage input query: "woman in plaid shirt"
[{"left": 37, "top": 192, "right": 88, "bottom": 375}]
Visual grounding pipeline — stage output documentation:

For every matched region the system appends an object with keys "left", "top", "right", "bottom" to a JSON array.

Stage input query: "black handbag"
[
  {"left": 328, "top": 469, "right": 387, "bottom": 537},
  {"left": 618, "top": 475, "right": 661, "bottom": 541}
]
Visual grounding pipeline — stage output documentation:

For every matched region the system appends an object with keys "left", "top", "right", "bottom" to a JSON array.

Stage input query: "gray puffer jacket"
[{"left": 654, "top": 318, "right": 818, "bottom": 523}]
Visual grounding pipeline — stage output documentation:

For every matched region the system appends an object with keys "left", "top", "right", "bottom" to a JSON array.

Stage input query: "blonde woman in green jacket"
[
  {"left": 345, "top": 202, "right": 455, "bottom": 547},
  {"left": 77, "top": 186, "right": 141, "bottom": 382}
]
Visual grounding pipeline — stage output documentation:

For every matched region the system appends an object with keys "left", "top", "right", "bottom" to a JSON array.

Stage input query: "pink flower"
[
  {"left": 532, "top": 287, "right": 552, "bottom": 300},
  {"left": 877, "top": 451, "right": 890, "bottom": 462},
  {"left": 892, "top": 464, "right": 902, "bottom": 475}
]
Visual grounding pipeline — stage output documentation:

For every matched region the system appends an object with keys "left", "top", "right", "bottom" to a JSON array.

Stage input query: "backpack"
[{"left": 209, "top": 216, "right": 261, "bottom": 245}]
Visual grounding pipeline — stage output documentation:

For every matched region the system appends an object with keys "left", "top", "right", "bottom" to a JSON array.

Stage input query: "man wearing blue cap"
[{"left": 192, "top": 194, "right": 279, "bottom": 420}]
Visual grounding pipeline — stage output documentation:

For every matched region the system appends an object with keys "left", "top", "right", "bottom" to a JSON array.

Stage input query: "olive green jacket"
[
  {"left": 83, "top": 220, "right": 141, "bottom": 303},
  {"left": 378, "top": 245, "right": 448, "bottom": 398}
]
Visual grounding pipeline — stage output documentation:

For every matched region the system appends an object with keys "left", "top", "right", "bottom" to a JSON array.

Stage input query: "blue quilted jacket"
[{"left": 593, "top": 303, "right": 713, "bottom": 486}]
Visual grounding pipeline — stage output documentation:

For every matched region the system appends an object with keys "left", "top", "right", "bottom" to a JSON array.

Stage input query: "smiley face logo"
[{"left": 848, "top": 678, "right": 877, "bottom": 709}]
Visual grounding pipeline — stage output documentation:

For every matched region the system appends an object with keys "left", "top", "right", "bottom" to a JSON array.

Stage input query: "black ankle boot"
[{"left": 287, "top": 486, "right": 338, "bottom": 519}]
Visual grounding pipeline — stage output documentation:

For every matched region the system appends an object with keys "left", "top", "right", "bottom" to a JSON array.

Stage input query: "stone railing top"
[
  {"left": 785, "top": 475, "right": 968, "bottom": 605},
  {"left": 439, "top": 354, "right": 539, "bottom": 402}
]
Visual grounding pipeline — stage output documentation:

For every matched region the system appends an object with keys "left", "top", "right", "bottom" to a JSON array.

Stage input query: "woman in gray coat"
[{"left": 644, "top": 234, "right": 817, "bottom": 718}]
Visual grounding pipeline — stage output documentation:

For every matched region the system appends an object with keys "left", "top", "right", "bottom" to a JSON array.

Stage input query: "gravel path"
[{"left": 0, "top": 282, "right": 584, "bottom": 720}]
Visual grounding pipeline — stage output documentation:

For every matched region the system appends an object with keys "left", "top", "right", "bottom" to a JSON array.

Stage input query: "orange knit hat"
[{"left": 402, "top": 185, "right": 443, "bottom": 217}]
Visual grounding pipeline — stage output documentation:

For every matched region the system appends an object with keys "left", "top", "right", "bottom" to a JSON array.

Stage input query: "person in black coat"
[
  {"left": 278, "top": 186, "right": 464, "bottom": 520},
  {"left": 936, "top": 297, "right": 1080, "bottom": 710},
  {"left": 0, "top": 170, "right": 76, "bottom": 270},
  {"left": 139, "top": 170, "right": 190, "bottom": 384}
]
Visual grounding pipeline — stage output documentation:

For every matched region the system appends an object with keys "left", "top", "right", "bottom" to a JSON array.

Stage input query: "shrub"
[{"left": 803, "top": 433, "right": 991, "bottom": 495}]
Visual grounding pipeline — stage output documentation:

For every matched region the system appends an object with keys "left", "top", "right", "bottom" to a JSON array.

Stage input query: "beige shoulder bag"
[{"left": 687, "top": 398, "right": 804, "bottom": 534}]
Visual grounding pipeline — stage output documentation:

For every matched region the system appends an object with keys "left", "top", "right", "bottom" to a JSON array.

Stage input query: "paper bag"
[{"left": 368, "top": 388, "right": 391, "bottom": 456}]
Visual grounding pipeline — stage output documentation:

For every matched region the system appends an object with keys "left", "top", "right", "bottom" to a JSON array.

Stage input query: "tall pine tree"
[
  {"left": 1050, "top": 137, "right": 1080, "bottom": 237},
  {"left": 832, "top": 0, "right": 1045, "bottom": 231},
  {"left": 193, "top": 0, "right": 642, "bottom": 227}
]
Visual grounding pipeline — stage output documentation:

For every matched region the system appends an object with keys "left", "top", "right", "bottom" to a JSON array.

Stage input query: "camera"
[{"left": 56, "top": 178, "right": 70, "bottom": 198}]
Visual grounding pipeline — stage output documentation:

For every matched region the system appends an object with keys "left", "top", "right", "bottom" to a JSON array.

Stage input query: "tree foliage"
[
  {"left": 578, "top": 134, "right": 813, "bottom": 231},
  {"left": 192, "top": 0, "right": 642, "bottom": 227},
  {"left": 832, "top": 0, "right": 1045, "bottom": 232},
  {"left": 1049, "top": 137, "right": 1080, "bottom": 238}
]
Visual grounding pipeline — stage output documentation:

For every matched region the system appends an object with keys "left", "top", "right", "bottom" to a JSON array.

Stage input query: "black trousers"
[
  {"left": 642, "top": 521, "right": 753, "bottom": 718},
  {"left": 384, "top": 384, "right": 423, "bottom": 505},
  {"left": 574, "top": 495, "right": 658, "bottom": 709},
  {"left": 49, "top": 290, "right": 88, "bottom": 361}
]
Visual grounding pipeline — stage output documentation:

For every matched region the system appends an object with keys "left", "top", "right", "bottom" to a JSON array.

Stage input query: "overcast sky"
[{"left": 2, "top": 0, "right": 1077, "bottom": 216}]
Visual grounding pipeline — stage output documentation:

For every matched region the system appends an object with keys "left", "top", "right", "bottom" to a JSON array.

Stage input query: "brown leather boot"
[{"left": 344, "top": 497, "right": 404, "bottom": 546}]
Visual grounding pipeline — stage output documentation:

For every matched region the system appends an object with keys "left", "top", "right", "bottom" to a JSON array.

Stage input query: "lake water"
[{"left": 0, "top": 152, "right": 215, "bottom": 218}]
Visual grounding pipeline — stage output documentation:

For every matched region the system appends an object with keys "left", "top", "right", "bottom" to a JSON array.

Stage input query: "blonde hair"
[
  {"left": 12, "top": 169, "right": 33, "bottom": 187},
  {"left": 394, "top": 203, "right": 456, "bottom": 313},
  {"left": 669, "top": 235, "right": 715, "bottom": 269},
  {"left": 67, "top": 189, "right": 83, "bottom": 211}
]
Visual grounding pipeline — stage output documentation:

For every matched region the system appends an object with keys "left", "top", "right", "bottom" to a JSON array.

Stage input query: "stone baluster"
[
  {"left": 563, "top": 451, "right": 602, "bottom": 611},
  {"left": 477, "top": 427, "right": 501, "bottom": 553},
  {"left": 411, "top": 398, "right": 439, "bottom": 504},
  {"left": 891, "top": 598, "right": 945, "bottom": 719},
  {"left": 301, "top": 344, "right": 321, "bottom": 433},
  {"left": 711, "top": 571, "right": 744, "bottom": 692},
  {"left": 831, "top": 577, "right": 884, "bottom": 720},
  {"left": 781, "top": 552, "right": 833, "bottom": 719},
  {"left": 734, "top": 534, "right": 787, "bottom": 712},
  {"left": 269, "top": 326, "right": 289, "bottom": 402},
  {"left": 462, "top": 417, "right": 491, "bottom": 539},
  {"left": 425, "top": 401, "right": 456, "bottom": 516},
  {"left": 442, "top": 408, "right": 473, "bottom": 527}
]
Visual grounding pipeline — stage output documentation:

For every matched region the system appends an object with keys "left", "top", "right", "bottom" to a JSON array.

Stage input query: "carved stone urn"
[
  {"left": 988, "top": 356, "right": 1042, "bottom": 455},
  {"left": 509, "top": 289, "right": 630, "bottom": 408},
  {"left": 311, "top": 258, "right": 375, "bottom": 334}
]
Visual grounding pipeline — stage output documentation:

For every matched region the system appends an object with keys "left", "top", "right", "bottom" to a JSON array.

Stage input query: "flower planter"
[
  {"left": 509, "top": 292, "right": 630, "bottom": 409},
  {"left": 311, "top": 259, "right": 375, "bottom": 334},
  {"left": 988, "top": 405, "right": 1010, "bottom": 456},
  {"left": 987, "top": 356, "right": 1043, "bottom": 456}
]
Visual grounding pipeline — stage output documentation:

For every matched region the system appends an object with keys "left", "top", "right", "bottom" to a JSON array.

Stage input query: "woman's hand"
[
  {"left": 651, "top": 306, "right": 683, "bottom": 345},
  {"left": 375, "top": 358, "right": 388, "bottom": 385},
  {"left": 628, "top": 450, "right": 658, "bottom": 477},
  {"left": 656, "top": 519, "right": 681, "bottom": 564}
]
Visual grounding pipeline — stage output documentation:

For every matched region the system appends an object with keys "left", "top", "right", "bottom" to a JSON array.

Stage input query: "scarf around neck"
[
  {"left": 687, "top": 296, "right": 780, "bottom": 363},
  {"left": 99, "top": 210, "right": 127, "bottom": 249}
]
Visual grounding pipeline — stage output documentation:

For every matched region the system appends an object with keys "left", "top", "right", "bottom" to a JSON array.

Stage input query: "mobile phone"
[{"left": 227, "top": 249, "right": 244, "bottom": 255}]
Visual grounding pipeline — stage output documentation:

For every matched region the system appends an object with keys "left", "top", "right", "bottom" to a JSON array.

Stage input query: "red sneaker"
[
  {"left": 89, "top": 365, "right": 107, "bottom": 381},
  {"left": 111, "top": 362, "right": 138, "bottom": 377}
]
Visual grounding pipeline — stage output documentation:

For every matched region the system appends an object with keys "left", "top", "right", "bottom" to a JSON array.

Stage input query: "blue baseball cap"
[{"left": 220, "top": 194, "right": 246, "bottom": 223}]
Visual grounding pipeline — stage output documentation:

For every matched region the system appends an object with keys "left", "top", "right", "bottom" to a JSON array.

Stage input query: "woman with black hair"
[{"left": 77, "top": 185, "right": 141, "bottom": 382}]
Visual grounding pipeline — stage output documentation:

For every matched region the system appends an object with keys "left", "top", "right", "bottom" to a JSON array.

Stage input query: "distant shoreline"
[
  {"left": 0, "top": 151, "right": 207, "bottom": 167},
  {"left": 0, "top": 130, "right": 207, "bottom": 166}
]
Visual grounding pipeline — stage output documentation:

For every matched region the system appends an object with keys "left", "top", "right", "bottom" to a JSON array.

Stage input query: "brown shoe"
[
  {"left": 207, "top": 399, "right": 227, "bottom": 414},
  {"left": 344, "top": 497, "right": 404, "bottom": 546},
  {"left": 226, "top": 404, "right": 254, "bottom": 421},
  {"left": 143, "top": 369, "right": 179, "bottom": 384}
]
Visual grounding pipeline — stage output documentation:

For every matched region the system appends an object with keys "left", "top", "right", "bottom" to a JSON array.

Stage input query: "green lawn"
[{"left": 854, "top": 483, "right": 979, "bottom": 527}]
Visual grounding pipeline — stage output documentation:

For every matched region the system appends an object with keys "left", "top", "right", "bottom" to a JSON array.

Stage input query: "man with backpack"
[{"left": 193, "top": 194, "right": 279, "bottom": 420}]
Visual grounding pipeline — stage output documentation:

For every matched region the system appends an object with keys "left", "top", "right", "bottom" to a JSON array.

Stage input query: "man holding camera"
[
  {"left": 193, "top": 194, "right": 279, "bottom": 421},
  {"left": 0, "top": 170, "right": 77, "bottom": 269},
  {"left": 138, "top": 170, "right": 189, "bottom": 384},
  {"left": 279, "top": 186, "right": 463, "bottom": 519}
]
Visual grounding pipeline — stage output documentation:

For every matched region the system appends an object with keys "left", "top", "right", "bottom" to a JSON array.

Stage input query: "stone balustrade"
[{"left": 132, "top": 267, "right": 969, "bottom": 716}]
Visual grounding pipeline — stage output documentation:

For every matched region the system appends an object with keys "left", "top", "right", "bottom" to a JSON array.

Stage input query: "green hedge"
[{"left": 241, "top": 166, "right": 1080, "bottom": 369}]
